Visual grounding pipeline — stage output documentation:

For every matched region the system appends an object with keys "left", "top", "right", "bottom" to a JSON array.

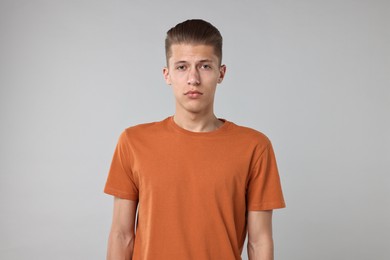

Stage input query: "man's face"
[{"left": 163, "top": 44, "right": 226, "bottom": 115}]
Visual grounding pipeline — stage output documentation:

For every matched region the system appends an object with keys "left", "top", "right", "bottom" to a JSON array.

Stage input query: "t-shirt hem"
[
  {"left": 104, "top": 187, "right": 139, "bottom": 201},
  {"left": 247, "top": 201, "right": 286, "bottom": 211}
]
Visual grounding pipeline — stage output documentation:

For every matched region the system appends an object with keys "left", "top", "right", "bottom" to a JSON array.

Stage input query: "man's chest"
[{"left": 130, "top": 139, "right": 254, "bottom": 199}]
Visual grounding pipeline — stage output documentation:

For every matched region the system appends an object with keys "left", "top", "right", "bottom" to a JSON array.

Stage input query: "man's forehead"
[{"left": 169, "top": 44, "right": 218, "bottom": 61}]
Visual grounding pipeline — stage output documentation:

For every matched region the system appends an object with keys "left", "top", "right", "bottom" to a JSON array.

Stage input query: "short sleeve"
[
  {"left": 246, "top": 141, "right": 286, "bottom": 211},
  {"left": 104, "top": 130, "right": 139, "bottom": 201}
]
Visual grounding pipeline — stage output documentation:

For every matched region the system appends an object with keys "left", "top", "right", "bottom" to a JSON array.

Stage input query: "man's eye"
[
  {"left": 201, "top": 64, "right": 212, "bottom": 69},
  {"left": 176, "top": 65, "right": 186, "bottom": 70}
]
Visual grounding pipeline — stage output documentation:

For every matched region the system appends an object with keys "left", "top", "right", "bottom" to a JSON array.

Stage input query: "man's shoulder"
[
  {"left": 229, "top": 121, "right": 270, "bottom": 142},
  {"left": 122, "top": 117, "right": 170, "bottom": 136}
]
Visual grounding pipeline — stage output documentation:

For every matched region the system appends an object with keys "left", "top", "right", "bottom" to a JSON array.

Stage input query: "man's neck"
[{"left": 173, "top": 111, "right": 223, "bottom": 133}]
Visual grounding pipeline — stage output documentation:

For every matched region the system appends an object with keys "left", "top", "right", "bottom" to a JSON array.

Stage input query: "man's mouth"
[
  {"left": 184, "top": 91, "right": 203, "bottom": 95},
  {"left": 184, "top": 90, "right": 203, "bottom": 98}
]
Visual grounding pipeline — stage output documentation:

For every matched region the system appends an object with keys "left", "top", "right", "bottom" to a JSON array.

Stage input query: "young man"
[{"left": 104, "top": 19, "right": 285, "bottom": 260}]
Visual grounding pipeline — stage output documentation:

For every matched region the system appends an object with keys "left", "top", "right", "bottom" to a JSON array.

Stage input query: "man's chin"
[
  {"left": 176, "top": 101, "right": 212, "bottom": 115},
  {"left": 183, "top": 105, "right": 206, "bottom": 114}
]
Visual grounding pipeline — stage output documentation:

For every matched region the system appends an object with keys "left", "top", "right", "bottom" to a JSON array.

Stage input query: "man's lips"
[
  {"left": 184, "top": 90, "right": 203, "bottom": 99},
  {"left": 184, "top": 91, "right": 203, "bottom": 95}
]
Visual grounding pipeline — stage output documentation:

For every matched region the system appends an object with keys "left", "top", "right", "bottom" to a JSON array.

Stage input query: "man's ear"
[
  {"left": 163, "top": 67, "right": 171, "bottom": 85},
  {"left": 218, "top": 65, "right": 227, "bottom": 84}
]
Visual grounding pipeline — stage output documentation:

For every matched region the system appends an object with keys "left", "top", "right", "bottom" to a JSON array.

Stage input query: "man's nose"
[{"left": 187, "top": 68, "right": 200, "bottom": 86}]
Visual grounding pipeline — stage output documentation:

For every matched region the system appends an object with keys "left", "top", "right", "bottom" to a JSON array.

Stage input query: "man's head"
[
  {"left": 165, "top": 19, "right": 223, "bottom": 66},
  {"left": 163, "top": 19, "right": 226, "bottom": 116}
]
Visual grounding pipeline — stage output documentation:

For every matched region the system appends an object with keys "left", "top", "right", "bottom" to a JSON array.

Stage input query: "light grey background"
[{"left": 1, "top": 0, "right": 389, "bottom": 259}]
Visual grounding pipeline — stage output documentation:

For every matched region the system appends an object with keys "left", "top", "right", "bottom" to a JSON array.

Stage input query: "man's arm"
[
  {"left": 107, "top": 197, "right": 138, "bottom": 260},
  {"left": 247, "top": 210, "right": 274, "bottom": 260}
]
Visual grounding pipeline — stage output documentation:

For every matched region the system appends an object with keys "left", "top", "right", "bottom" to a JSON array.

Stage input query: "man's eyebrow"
[
  {"left": 173, "top": 61, "right": 188, "bottom": 65},
  {"left": 198, "top": 59, "right": 214, "bottom": 63},
  {"left": 173, "top": 59, "right": 214, "bottom": 65}
]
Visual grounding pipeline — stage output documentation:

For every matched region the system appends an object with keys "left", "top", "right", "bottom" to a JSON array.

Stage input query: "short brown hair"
[{"left": 165, "top": 19, "right": 223, "bottom": 65}]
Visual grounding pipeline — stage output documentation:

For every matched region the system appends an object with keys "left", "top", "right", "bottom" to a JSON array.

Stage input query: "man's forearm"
[
  {"left": 107, "top": 231, "right": 135, "bottom": 260},
  {"left": 247, "top": 240, "right": 274, "bottom": 260}
]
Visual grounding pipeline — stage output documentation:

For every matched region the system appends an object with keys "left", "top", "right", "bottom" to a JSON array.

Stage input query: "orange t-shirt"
[{"left": 104, "top": 116, "right": 285, "bottom": 260}]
